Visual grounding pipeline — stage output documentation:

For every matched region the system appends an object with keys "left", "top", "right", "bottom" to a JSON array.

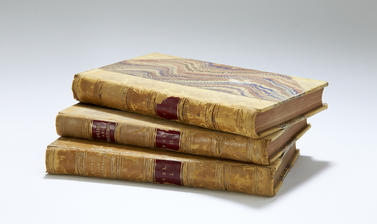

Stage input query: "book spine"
[
  {"left": 72, "top": 74, "right": 258, "bottom": 138},
  {"left": 45, "top": 144, "right": 275, "bottom": 196},
  {"left": 56, "top": 114, "right": 269, "bottom": 164}
]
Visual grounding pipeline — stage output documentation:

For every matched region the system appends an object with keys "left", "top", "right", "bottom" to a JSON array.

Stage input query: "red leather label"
[
  {"left": 154, "top": 160, "right": 182, "bottom": 185},
  {"left": 91, "top": 120, "right": 116, "bottom": 143},
  {"left": 155, "top": 129, "right": 180, "bottom": 151},
  {"left": 155, "top": 97, "right": 180, "bottom": 120}
]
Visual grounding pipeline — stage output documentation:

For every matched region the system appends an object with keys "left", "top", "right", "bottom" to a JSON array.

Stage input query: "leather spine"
[
  {"left": 72, "top": 74, "right": 257, "bottom": 138},
  {"left": 46, "top": 138, "right": 299, "bottom": 196},
  {"left": 57, "top": 104, "right": 303, "bottom": 165}
]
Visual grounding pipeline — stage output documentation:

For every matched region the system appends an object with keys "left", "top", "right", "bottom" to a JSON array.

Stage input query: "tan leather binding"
[
  {"left": 72, "top": 53, "right": 327, "bottom": 138},
  {"left": 56, "top": 103, "right": 308, "bottom": 165},
  {"left": 46, "top": 137, "right": 299, "bottom": 196}
]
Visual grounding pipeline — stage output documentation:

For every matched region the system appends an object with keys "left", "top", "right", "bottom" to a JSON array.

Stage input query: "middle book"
[{"left": 56, "top": 103, "right": 309, "bottom": 165}]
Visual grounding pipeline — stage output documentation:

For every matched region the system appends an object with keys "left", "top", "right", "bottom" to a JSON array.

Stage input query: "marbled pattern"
[{"left": 102, "top": 58, "right": 304, "bottom": 102}]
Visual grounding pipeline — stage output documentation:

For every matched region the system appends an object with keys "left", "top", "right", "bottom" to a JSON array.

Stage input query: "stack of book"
[{"left": 46, "top": 53, "right": 327, "bottom": 196}]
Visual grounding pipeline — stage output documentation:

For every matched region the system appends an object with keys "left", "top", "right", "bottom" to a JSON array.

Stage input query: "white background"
[{"left": 1, "top": 0, "right": 376, "bottom": 223}]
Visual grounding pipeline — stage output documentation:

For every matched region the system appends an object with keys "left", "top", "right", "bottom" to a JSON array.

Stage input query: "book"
[
  {"left": 45, "top": 137, "right": 299, "bottom": 196},
  {"left": 72, "top": 53, "right": 327, "bottom": 138},
  {"left": 56, "top": 103, "right": 309, "bottom": 165}
]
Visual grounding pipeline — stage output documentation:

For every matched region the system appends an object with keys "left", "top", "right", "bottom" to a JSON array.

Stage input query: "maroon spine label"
[
  {"left": 91, "top": 120, "right": 116, "bottom": 143},
  {"left": 155, "top": 129, "right": 180, "bottom": 151},
  {"left": 155, "top": 96, "right": 180, "bottom": 120},
  {"left": 154, "top": 160, "right": 182, "bottom": 185}
]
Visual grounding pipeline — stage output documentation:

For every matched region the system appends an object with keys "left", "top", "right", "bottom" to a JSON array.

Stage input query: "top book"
[{"left": 72, "top": 53, "right": 327, "bottom": 138}]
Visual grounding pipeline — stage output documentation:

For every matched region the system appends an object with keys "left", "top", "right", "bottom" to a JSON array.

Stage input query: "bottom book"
[{"left": 45, "top": 137, "right": 299, "bottom": 196}]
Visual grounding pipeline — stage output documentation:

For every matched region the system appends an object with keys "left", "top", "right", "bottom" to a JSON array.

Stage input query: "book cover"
[
  {"left": 46, "top": 137, "right": 299, "bottom": 196},
  {"left": 56, "top": 103, "right": 309, "bottom": 165},
  {"left": 72, "top": 53, "right": 327, "bottom": 137}
]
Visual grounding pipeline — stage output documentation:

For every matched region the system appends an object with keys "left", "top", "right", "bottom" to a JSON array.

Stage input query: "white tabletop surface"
[{"left": 1, "top": 1, "right": 376, "bottom": 223}]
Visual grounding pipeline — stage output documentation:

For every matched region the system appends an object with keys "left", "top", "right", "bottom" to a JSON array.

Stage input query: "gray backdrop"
[{"left": 1, "top": 1, "right": 376, "bottom": 223}]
